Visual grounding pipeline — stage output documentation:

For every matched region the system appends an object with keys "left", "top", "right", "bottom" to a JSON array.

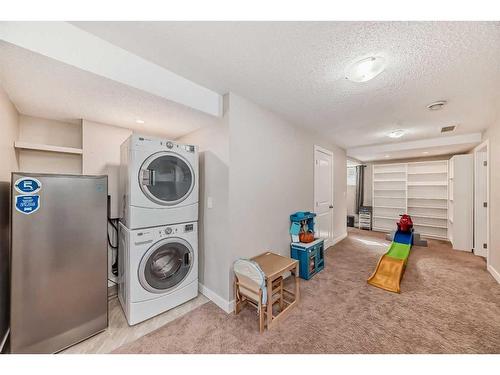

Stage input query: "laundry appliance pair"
[{"left": 118, "top": 134, "right": 199, "bottom": 325}]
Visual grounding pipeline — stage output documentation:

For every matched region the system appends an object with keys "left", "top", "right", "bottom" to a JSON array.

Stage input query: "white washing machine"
[
  {"left": 118, "top": 221, "right": 198, "bottom": 325},
  {"left": 120, "top": 134, "right": 199, "bottom": 229}
]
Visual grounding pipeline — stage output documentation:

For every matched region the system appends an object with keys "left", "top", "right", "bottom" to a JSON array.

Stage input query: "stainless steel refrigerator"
[{"left": 10, "top": 173, "right": 108, "bottom": 353}]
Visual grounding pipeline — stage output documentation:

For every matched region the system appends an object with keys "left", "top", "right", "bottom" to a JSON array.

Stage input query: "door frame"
[
  {"left": 313, "top": 145, "right": 334, "bottom": 247},
  {"left": 473, "top": 139, "right": 490, "bottom": 264}
]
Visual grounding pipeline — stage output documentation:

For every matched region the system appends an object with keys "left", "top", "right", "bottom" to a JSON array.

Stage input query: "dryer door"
[
  {"left": 139, "top": 237, "right": 193, "bottom": 293},
  {"left": 139, "top": 151, "right": 194, "bottom": 206}
]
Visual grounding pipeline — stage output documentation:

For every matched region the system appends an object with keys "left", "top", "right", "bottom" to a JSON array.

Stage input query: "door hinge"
[
  {"left": 483, "top": 243, "right": 488, "bottom": 249},
  {"left": 483, "top": 202, "right": 488, "bottom": 208},
  {"left": 483, "top": 161, "right": 487, "bottom": 167}
]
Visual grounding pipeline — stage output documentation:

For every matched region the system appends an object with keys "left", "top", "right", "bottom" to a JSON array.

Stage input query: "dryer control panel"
[{"left": 132, "top": 134, "right": 197, "bottom": 154}]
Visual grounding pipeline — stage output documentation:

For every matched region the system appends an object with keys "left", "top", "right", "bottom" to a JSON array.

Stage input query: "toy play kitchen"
[{"left": 289, "top": 211, "right": 325, "bottom": 280}]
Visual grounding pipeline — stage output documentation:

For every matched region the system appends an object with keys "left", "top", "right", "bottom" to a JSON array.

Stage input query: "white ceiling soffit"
[
  {"left": 347, "top": 133, "right": 482, "bottom": 162},
  {"left": 0, "top": 41, "right": 220, "bottom": 138},
  {"left": 0, "top": 21, "right": 222, "bottom": 117}
]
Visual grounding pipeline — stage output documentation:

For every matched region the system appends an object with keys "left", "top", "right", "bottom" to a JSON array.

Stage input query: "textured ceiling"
[
  {"left": 73, "top": 21, "right": 500, "bottom": 148},
  {"left": 0, "top": 41, "right": 219, "bottom": 138}
]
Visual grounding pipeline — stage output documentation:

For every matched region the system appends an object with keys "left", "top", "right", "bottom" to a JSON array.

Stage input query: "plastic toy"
[
  {"left": 367, "top": 215, "right": 414, "bottom": 293},
  {"left": 289, "top": 211, "right": 316, "bottom": 243}
]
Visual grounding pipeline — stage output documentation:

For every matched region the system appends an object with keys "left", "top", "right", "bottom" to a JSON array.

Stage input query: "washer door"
[
  {"left": 139, "top": 238, "right": 193, "bottom": 293},
  {"left": 139, "top": 151, "right": 194, "bottom": 206}
]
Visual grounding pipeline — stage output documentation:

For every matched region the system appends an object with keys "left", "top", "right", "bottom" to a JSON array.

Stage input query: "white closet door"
[{"left": 314, "top": 146, "right": 334, "bottom": 247}]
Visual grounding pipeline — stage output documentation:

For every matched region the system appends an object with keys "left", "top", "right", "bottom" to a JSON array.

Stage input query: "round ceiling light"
[
  {"left": 427, "top": 100, "right": 447, "bottom": 111},
  {"left": 345, "top": 56, "right": 386, "bottom": 83},
  {"left": 388, "top": 129, "right": 406, "bottom": 139},
  {"left": 135, "top": 119, "right": 145, "bottom": 124}
]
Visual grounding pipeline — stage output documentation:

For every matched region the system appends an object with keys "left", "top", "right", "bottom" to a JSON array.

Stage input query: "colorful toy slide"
[{"left": 367, "top": 229, "right": 413, "bottom": 293}]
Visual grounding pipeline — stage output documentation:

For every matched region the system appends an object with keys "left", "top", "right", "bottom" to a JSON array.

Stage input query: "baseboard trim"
[
  {"left": 198, "top": 282, "right": 233, "bottom": 314},
  {"left": 331, "top": 232, "right": 348, "bottom": 247},
  {"left": 487, "top": 264, "right": 500, "bottom": 284}
]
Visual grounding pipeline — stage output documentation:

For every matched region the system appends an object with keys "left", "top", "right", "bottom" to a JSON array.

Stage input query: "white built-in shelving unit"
[
  {"left": 372, "top": 163, "right": 408, "bottom": 233},
  {"left": 373, "top": 160, "right": 449, "bottom": 240}
]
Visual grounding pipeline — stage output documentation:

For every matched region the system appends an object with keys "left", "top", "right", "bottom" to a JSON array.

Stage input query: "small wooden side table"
[{"left": 251, "top": 252, "right": 300, "bottom": 330}]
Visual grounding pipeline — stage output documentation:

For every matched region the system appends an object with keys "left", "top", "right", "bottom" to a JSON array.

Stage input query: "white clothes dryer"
[{"left": 120, "top": 134, "right": 198, "bottom": 229}]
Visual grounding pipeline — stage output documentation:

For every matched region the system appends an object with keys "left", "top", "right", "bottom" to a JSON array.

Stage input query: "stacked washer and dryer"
[{"left": 118, "top": 134, "right": 199, "bottom": 325}]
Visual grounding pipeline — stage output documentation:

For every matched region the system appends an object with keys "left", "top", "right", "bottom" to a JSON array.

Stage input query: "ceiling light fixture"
[
  {"left": 345, "top": 56, "right": 386, "bottom": 83},
  {"left": 135, "top": 119, "right": 145, "bottom": 124},
  {"left": 388, "top": 129, "right": 406, "bottom": 139},
  {"left": 384, "top": 155, "right": 390, "bottom": 158},
  {"left": 427, "top": 100, "right": 447, "bottom": 111},
  {"left": 422, "top": 151, "right": 429, "bottom": 155}
]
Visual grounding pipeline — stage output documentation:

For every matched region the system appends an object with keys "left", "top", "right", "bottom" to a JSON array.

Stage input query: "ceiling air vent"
[{"left": 441, "top": 125, "right": 456, "bottom": 133}]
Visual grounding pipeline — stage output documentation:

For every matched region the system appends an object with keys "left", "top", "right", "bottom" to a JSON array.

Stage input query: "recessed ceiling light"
[
  {"left": 422, "top": 151, "right": 429, "bottom": 155},
  {"left": 345, "top": 56, "right": 386, "bottom": 83},
  {"left": 136, "top": 119, "right": 145, "bottom": 124},
  {"left": 388, "top": 129, "right": 406, "bottom": 139},
  {"left": 427, "top": 100, "right": 447, "bottom": 111},
  {"left": 384, "top": 154, "right": 390, "bottom": 158}
]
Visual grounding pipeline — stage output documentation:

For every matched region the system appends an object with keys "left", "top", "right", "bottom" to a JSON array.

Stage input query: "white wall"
[
  {"left": 177, "top": 98, "right": 230, "bottom": 306},
  {"left": 180, "top": 92, "right": 347, "bottom": 310},
  {"left": 482, "top": 117, "right": 500, "bottom": 281},
  {"left": 82, "top": 120, "right": 132, "bottom": 219},
  {"left": 227, "top": 92, "right": 347, "bottom": 303},
  {"left": 0, "top": 86, "right": 19, "bottom": 182},
  {"left": 17, "top": 115, "right": 82, "bottom": 175},
  {"left": 18, "top": 115, "right": 82, "bottom": 148},
  {"left": 0, "top": 84, "right": 18, "bottom": 343}
]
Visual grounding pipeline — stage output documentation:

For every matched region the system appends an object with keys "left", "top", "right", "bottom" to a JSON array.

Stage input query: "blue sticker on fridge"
[
  {"left": 14, "top": 177, "right": 42, "bottom": 194},
  {"left": 15, "top": 194, "right": 40, "bottom": 215}
]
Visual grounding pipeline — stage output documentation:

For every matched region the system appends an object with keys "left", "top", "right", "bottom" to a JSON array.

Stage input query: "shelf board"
[
  {"left": 14, "top": 141, "right": 83, "bottom": 155},
  {"left": 374, "top": 171, "right": 405, "bottom": 174},
  {"left": 407, "top": 182, "right": 447, "bottom": 186},
  {"left": 408, "top": 214, "right": 447, "bottom": 220},
  {"left": 407, "top": 171, "right": 447, "bottom": 175},
  {"left": 374, "top": 215, "right": 399, "bottom": 220},
  {"left": 408, "top": 205, "right": 447, "bottom": 209},
  {"left": 374, "top": 188, "right": 406, "bottom": 191},
  {"left": 413, "top": 223, "right": 448, "bottom": 229},
  {"left": 374, "top": 205, "right": 405, "bottom": 209},
  {"left": 408, "top": 197, "right": 447, "bottom": 200},
  {"left": 374, "top": 179, "right": 406, "bottom": 182},
  {"left": 374, "top": 196, "right": 405, "bottom": 199}
]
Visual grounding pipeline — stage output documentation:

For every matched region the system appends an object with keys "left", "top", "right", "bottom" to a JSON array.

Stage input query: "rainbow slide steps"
[{"left": 367, "top": 230, "right": 413, "bottom": 293}]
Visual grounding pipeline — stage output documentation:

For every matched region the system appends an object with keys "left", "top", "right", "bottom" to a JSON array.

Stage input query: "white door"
[
  {"left": 314, "top": 146, "right": 334, "bottom": 247},
  {"left": 474, "top": 149, "right": 488, "bottom": 257}
]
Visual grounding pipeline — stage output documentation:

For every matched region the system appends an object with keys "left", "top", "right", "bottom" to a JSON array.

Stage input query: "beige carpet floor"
[{"left": 114, "top": 229, "right": 500, "bottom": 354}]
